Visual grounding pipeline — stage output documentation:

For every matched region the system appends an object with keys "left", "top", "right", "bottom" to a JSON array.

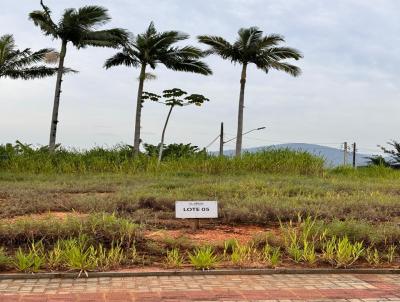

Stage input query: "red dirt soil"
[{"left": 145, "top": 225, "right": 267, "bottom": 245}]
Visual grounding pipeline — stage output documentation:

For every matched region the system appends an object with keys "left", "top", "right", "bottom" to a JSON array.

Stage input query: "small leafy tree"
[
  {"left": 29, "top": 1, "right": 128, "bottom": 151},
  {"left": 143, "top": 143, "right": 203, "bottom": 159},
  {"left": 142, "top": 88, "right": 209, "bottom": 163}
]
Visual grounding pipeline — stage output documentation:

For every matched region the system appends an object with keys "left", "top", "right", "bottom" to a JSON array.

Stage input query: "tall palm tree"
[
  {"left": 0, "top": 34, "right": 58, "bottom": 79},
  {"left": 104, "top": 22, "right": 212, "bottom": 154},
  {"left": 29, "top": 1, "right": 128, "bottom": 151},
  {"left": 199, "top": 27, "right": 303, "bottom": 156}
]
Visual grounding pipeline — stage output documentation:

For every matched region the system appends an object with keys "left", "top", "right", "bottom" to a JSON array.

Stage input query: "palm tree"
[
  {"left": 29, "top": 1, "right": 128, "bottom": 151},
  {"left": 0, "top": 34, "right": 58, "bottom": 79},
  {"left": 104, "top": 22, "right": 212, "bottom": 154},
  {"left": 199, "top": 27, "right": 303, "bottom": 156}
]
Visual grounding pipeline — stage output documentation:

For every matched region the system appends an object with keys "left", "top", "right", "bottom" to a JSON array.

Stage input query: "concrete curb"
[{"left": 0, "top": 268, "right": 399, "bottom": 280}]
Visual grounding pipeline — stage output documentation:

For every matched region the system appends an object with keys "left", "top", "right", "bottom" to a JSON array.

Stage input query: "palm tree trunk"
[
  {"left": 133, "top": 63, "right": 146, "bottom": 154},
  {"left": 235, "top": 63, "right": 247, "bottom": 157},
  {"left": 158, "top": 105, "right": 174, "bottom": 164},
  {"left": 49, "top": 40, "right": 67, "bottom": 152}
]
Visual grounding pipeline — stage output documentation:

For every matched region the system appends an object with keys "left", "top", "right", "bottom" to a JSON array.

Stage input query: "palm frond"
[
  {"left": 265, "top": 47, "right": 303, "bottom": 60},
  {"left": 29, "top": 10, "right": 58, "bottom": 38},
  {"left": 198, "top": 35, "right": 236, "bottom": 61},
  {"left": 258, "top": 34, "right": 285, "bottom": 48},
  {"left": 162, "top": 58, "right": 212, "bottom": 75},
  {"left": 144, "top": 21, "right": 157, "bottom": 38},
  {"left": 7, "top": 48, "right": 55, "bottom": 69},
  {"left": 236, "top": 26, "right": 262, "bottom": 48},
  {"left": 104, "top": 51, "right": 140, "bottom": 69},
  {"left": 76, "top": 6, "right": 111, "bottom": 28},
  {"left": 268, "top": 61, "right": 302, "bottom": 77},
  {"left": 1, "top": 66, "right": 58, "bottom": 79},
  {"left": 78, "top": 28, "right": 129, "bottom": 48}
]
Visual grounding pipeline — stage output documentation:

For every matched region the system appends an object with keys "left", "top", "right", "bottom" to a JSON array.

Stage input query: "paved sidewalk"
[{"left": 0, "top": 273, "right": 399, "bottom": 301}]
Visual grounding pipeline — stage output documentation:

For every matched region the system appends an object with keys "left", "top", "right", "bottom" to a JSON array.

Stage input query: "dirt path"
[{"left": 0, "top": 273, "right": 399, "bottom": 301}]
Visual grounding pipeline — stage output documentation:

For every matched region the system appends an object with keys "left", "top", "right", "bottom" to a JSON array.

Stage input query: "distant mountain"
[{"left": 220, "top": 143, "right": 373, "bottom": 167}]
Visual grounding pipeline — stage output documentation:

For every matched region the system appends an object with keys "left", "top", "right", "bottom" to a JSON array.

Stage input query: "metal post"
[
  {"left": 219, "top": 122, "right": 224, "bottom": 157},
  {"left": 352, "top": 142, "right": 356, "bottom": 168}
]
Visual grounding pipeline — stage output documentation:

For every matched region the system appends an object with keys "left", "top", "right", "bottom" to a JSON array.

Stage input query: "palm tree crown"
[
  {"left": 0, "top": 34, "right": 58, "bottom": 79},
  {"left": 29, "top": 1, "right": 128, "bottom": 49},
  {"left": 199, "top": 26, "right": 303, "bottom": 156},
  {"left": 198, "top": 27, "right": 302, "bottom": 75},
  {"left": 104, "top": 22, "right": 212, "bottom": 154},
  {"left": 104, "top": 22, "right": 211, "bottom": 75}
]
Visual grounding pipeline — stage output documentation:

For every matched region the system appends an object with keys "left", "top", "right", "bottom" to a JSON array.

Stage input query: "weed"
[
  {"left": 0, "top": 247, "right": 10, "bottom": 270},
  {"left": 223, "top": 238, "right": 239, "bottom": 259},
  {"left": 385, "top": 245, "right": 397, "bottom": 263},
  {"left": 335, "top": 237, "right": 364, "bottom": 268},
  {"left": 230, "top": 242, "right": 257, "bottom": 267},
  {"left": 13, "top": 241, "right": 45, "bottom": 273},
  {"left": 262, "top": 244, "right": 281, "bottom": 267},
  {"left": 165, "top": 248, "right": 184, "bottom": 268},
  {"left": 97, "top": 242, "right": 125, "bottom": 270},
  {"left": 302, "top": 240, "right": 317, "bottom": 265},
  {"left": 62, "top": 235, "right": 97, "bottom": 277},
  {"left": 188, "top": 246, "right": 219, "bottom": 270},
  {"left": 47, "top": 240, "right": 64, "bottom": 270},
  {"left": 365, "top": 247, "right": 381, "bottom": 266},
  {"left": 321, "top": 236, "right": 336, "bottom": 264}
]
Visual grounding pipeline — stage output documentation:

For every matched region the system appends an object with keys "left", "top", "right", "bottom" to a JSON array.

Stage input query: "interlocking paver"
[{"left": 0, "top": 274, "right": 399, "bottom": 301}]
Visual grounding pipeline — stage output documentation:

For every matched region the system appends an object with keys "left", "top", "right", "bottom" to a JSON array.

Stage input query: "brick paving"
[{"left": 0, "top": 273, "right": 399, "bottom": 301}]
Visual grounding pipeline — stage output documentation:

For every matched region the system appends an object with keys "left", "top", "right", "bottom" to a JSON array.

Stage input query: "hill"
[{"left": 221, "top": 143, "right": 372, "bottom": 167}]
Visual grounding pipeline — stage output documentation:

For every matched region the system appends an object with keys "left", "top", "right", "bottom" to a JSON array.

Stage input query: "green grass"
[
  {"left": 0, "top": 147, "right": 400, "bottom": 270},
  {"left": 0, "top": 145, "right": 324, "bottom": 175}
]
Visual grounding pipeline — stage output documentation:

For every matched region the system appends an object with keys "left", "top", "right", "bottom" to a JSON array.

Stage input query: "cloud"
[{"left": 1, "top": 0, "right": 399, "bottom": 154}]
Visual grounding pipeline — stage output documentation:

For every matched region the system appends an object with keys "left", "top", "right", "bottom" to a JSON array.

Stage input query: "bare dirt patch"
[{"left": 145, "top": 225, "right": 267, "bottom": 245}]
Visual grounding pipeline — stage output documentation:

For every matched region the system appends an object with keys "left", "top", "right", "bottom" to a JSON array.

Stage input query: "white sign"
[{"left": 175, "top": 201, "right": 218, "bottom": 219}]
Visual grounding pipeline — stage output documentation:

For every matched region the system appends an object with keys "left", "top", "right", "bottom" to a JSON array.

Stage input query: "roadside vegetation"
[
  {"left": 0, "top": 143, "right": 399, "bottom": 273},
  {"left": 2, "top": 0, "right": 399, "bottom": 274}
]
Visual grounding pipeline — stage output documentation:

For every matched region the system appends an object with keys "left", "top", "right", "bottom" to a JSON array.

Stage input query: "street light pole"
[
  {"left": 223, "top": 126, "right": 266, "bottom": 145},
  {"left": 219, "top": 122, "right": 224, "bottom": 157}
]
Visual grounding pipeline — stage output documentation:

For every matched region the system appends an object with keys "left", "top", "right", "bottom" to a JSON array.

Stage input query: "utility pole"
[
  {"left": 343, "top": 142, "right": 348, "bottom": 166},
  {"left": 352, "top": 142, "right": 356, "bottom": 168},
  {"left": 219, "top": 122, "right": 224, "bottom": 157}
]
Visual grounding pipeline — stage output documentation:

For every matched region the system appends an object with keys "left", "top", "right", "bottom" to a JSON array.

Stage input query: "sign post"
[{"left": 175, "top": 201, "right": 218, "bottom": 230}]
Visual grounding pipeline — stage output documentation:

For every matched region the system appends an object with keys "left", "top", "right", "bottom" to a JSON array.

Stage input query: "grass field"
[{"left": 0, "top": 147, "right": 400, "bottom": 271}]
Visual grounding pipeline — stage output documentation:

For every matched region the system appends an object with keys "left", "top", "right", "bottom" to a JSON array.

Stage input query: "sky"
[{"left": 1, "top": 0, "right": 400, "bottom": 154}]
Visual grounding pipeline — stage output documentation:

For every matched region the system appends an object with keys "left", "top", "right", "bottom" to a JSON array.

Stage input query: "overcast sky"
[{"left": 1, "top": 0, "right": 399, "bottom": 153}]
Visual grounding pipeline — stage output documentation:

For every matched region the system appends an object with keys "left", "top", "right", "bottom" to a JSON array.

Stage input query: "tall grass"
[{"left": 0, "top": 144, "right": 324, "bottom": 175}]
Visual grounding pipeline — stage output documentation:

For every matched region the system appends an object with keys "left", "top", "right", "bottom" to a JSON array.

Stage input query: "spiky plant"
[
  {"left": 0, "top": 34, "right": 58, "bottom": 79},
  {"left": 199, "top": 27, "right": 303, "bottom": 156},
  {"left": 104, "top": 22, "right": 212, "bottom": 154},
  {"left": 29, "top": 1, "right": 128, "bottom": 151}
]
